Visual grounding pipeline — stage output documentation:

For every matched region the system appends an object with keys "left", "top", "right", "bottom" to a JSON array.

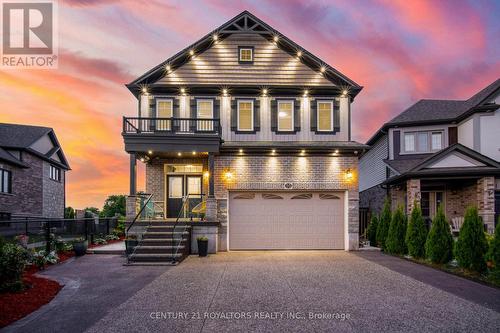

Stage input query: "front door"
[{"left": 167, "top": 175, "right": 203, "bottom": 218}]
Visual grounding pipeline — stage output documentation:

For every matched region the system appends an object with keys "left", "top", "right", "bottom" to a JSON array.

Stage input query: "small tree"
[
  {"left": 376, "top": 198, "right": 391, "bottom": 250},
  {"left": 64, "top": 206, "right": 75, "bottom": 219},
  {"left": 406, "top": 203, "right": 427, "bottom": 259},
  {"left": 455, "top": 206, "right": 488, "bottom": 272},
  {"left": 425, "top": 206, "right": 453, "bottom": 264},
  {"left": 367, "top": 214, "right": 378, "bottom": 247},
  {"left": 386, "top": 206, "right": 407, "bottom": 255},
  {"left": 100, "top": 195, "right": 126, "bottom": 217},
  {"left": 492, "top": 218, "right": 500, "bottom": 268},
  {"left": 83, "top": 207, "right": 100, "bottom": 218}
]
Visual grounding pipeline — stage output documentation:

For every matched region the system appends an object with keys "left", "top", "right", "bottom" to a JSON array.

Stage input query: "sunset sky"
[{"left": 0, "top": 0, "right": 499, "bottom": 209}]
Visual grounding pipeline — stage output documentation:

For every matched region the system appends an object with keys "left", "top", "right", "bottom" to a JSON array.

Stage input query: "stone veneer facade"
[
  {"left": 213, "top": 154, "right": 360, "bottom": 251},
  {"left": 388, "top": 176, "right": 497, "bottom": 233}
]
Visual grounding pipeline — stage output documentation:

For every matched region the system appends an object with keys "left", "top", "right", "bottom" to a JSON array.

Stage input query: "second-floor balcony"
[{"left": 122, "top": 117, "right": 222, "bottom": 154}]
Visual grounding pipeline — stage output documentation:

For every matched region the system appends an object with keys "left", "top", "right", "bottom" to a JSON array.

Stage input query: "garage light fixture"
[{"left": 345, "top": 169, "right": 353, "bottom": 181}]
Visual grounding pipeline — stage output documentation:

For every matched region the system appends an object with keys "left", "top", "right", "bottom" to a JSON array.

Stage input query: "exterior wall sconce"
[
  {"left": 224, "top": 171, "right": 234, "bottom": 181},
  {"left": 345, "top": 169, "right": 354, "bottom": 181},
  {"left": 203, "top": 171, "right": 210, "bottom": 178}
]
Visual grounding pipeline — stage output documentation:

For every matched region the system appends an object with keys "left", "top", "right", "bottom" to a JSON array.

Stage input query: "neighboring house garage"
[{"left": 229, "top": 191, "right": 345, "bottom": 250}]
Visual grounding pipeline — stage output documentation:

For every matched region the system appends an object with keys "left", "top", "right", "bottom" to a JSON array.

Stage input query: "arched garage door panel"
[{"left": 229, "top": 192, "right": 344, "bottom": 250}]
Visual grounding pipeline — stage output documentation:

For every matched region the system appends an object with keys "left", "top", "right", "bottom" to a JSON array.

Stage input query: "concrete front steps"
[{"left": 126, "top": 224, "right": 191, "bottom": 265}]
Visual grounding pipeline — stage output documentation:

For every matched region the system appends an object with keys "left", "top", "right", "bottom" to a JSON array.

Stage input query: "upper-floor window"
[
  {"left": 156, "top": 99, "right": 173, "bottom": 130},
  {"left": 317, "top": 101, "right": 334, "bottom": 132},
  {"left": 238, "top": 47, "right": 254, "bottom": 63},
  {"left": 49, "top": 165, "right": 61, "bottom": 182},
  {"left": 237, "top": 100, "right": 254, "bottom": 131},
  {"left": 0, "top": 169, "right": 11, "bottom": 193},
  {"left": 404, "top": 131, "right": 443, "bottom": 153},
  {"left": 277, "top": 100, "right": 294, "bottom": 132},
  {"left": 196, "top": 99, "right": 214, "bottom": 131}
]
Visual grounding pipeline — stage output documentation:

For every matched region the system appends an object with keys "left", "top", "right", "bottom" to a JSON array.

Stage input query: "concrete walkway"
[
  {"left": 87, "top": 241, "right": 125, "bottom": 254},
  {"left": 84, "top": 251, "right": 500, "bottom": 333}
]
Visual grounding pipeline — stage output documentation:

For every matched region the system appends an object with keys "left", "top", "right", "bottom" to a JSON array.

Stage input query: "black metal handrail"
[
  {"left": 123, "top": 117, "right": 221, "bottom": 135},
  {"left": 126, "top": 193, "right": 153, "bottom": 233},
  {"left": 171, "top": 193, "right": 205, "bottom": 263}
]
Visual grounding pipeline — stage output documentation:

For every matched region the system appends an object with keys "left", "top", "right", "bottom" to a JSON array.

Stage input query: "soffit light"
[
  {"left": 141, "top": 87, "right": 148, "bottom": 94},
  {"left": 262, "top": 88, "right": 268, "bottom": 96},
  {"left": 320, "top": 66, "right": 326, "bottom": 73},
  {"left": 192, "top": 151, "right": 196, "bottom": 155},
  {"left": 271, "top": 149, "right": 276, "bottom": 155},
  {"left": 165, "top": 64, "right": 171, "bottom": 72},
  {"left": 189, "top": 49, "right": 195, "bottom": 56},
  {"left": 180, "top": 88, "right": 186, "bottom": 94},
  {"left": 297, "top": 50, "right": 302, "bottom": 57},
  {"left": 148, "top": 150, "right": 153, "bottom": 155},
  {"left": 300, "top": 150, "right": 306, "bottom": 156},
  {"left": 213, "top": 34, "right": 218, "bottom": 41},
  {"left": 177, "top": 152, "right": 182, "bottom": 157},
  {"left": 273, "top": 36, "right": 279, "bottom": 43},
  {"left": 222, "top": 89, "right": 228, "bottom": 96},
  {"left": 239, "top": 149, "right": 243, "bottom": 154},
  {"left": 303, "top": 89, "right": 309, "bottom": 97}
]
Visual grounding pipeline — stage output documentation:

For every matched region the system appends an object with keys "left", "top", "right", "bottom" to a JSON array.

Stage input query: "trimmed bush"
[
  {"left": 386, "top": 206, "right": 407, "bottom": 255},
  {"left": 455, "top": 207, "right": 488, "bottom": 272},
  {"left": 406, "top": 203, "right": 427, "bottom": 259},
  {"left": 425, "top": 206, "right": 453, "bottom": 264},
  {"left": 376, "top": 198, "right": 391, "bottom": 250},
  {"left": 0, "top": 243, "right": 30, "bottom": 292},
  {"left": 367, "top": 214, "right": 378, "bottom": 247},
  {"left": 490, "top": 217, "right": 500, "bottom": 270}
]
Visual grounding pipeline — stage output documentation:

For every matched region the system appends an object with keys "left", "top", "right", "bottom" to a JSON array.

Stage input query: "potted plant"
[
  {"left": 197, "top": 236, "right": 208, "bottom": 257},
  {"left": 125, "top": 234, "right": 139, "bottom": 255},
  {"left": 72, "top": 237, "right": 88, "bottom": 256}
]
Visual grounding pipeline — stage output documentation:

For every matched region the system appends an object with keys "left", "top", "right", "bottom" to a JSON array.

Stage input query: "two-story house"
[
  {"left": 359, "top": 79, "right": 500, "bottom": 232},
  {"left": 122, "top": 11, "right": 367, "bottom": 259},
  {"left": 0, "top": 123, "right": 70, "bottom": 219}
]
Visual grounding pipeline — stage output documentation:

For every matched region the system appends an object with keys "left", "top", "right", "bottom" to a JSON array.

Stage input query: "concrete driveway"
[{"left": 81, "top": 251, "right": 500, "bottom": 333}]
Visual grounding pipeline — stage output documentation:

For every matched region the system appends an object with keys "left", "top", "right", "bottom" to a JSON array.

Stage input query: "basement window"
[{"left": 238, "top": 46, "right": 254, "bottom": 63}]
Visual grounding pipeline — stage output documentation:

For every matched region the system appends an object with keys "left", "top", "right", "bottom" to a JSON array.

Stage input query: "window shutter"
[
  {"left": 173, "top": 98, "right": 180, "bottom": 118},
  {"left": 190, "top": 98, "right": 197, "bottom": 132},
  {"left": 149, "top": 97, "right": 156, "bottom": 117},
  {"left": 333, "top": 99, "right": 340, "bottom": 132},
  {"left": 149, "top": 97, "right": 156, "bottom": 131},
  {"left": 254, "top": 99, "right": 260, "bottom": 132},
  {"left": 270, "top": 99, "right": 277, "bottom": 132},
  {"left": 310, "top": 99, "right": 317, "bottom": 132},
  {"left": 214, "top": 99, "right": 220, "bottom": 133},
  {"left": 230, "top": 99, "right": 237, "bottom": 131},
  {"left": 294, "top": 99, "right": 301, "bottom": 132}
]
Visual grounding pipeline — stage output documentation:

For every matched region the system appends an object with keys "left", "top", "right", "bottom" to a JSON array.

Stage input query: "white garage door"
[{"left": 229, "top": 192, "right": 344, "bottom": 250}]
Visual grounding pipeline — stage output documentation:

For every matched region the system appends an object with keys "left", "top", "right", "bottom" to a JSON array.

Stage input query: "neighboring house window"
[
  {"left": 196, "top": 99, "right": 214, "bottom": 131},
  {"left": 237, "top": 100, "right": 254, "bottom": 131},
  {"left": 404, "top": 131, "right": 443, "bottom": 153},
  {"left": 317, "top": 101, "right": 334, "bottom": 131},
  {"left": 277, "top": 100, "right": 294, "bottom": 132},
  {"left": 49, "top": 165, "right": 61, "bottom": 182},
  {"left": 431, "top": 132, "right": 443, "bottom": 150},
  {"left": 156, "top": 99, "right": 173, "bottom": 130},
  {"left": 239, "top": 47, "right": 253, "bottom": 63},
  {"left": 0, "top": 169, "right": 11, "bottom": 193}
]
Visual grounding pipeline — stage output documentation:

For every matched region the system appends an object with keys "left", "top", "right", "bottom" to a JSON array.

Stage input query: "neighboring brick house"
[
  {"left": 0, "top": 123, "right": 70, "bottom": 219},
  {"left": 123, "top": 11, "right": 367, "bottom": 261},
  {"left": 359, "top": 79, "right": 500, "bottom": 232}
]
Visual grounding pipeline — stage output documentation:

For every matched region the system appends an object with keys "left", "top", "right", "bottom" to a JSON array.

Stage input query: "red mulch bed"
[
  {"left": 0, "top": 265, "right": 62, "bottom": 328},
  {"left": 88, "top": 236, "right": 124, "bottom": 249}
]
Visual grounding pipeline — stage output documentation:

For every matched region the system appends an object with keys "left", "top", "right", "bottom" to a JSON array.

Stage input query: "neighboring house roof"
[
  {"left": 367, "top": 78, "right": 500, "bottom": 145},
  {"left": 383, "top": 144, "right": 500, "bottom": 184},
  {"left": 127, "top": 10, "right": 362, "bottom": 98},
  {"left": 0, "top": 123, "right": 70, "bottom": 169},
  {"left": 0, "top": 147, "right": 29, "bottom": 168}
]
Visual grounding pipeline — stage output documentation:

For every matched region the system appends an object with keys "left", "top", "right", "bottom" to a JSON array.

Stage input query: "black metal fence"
[{"left": 0, "top": 217, "right": 118, "bottom": 252}]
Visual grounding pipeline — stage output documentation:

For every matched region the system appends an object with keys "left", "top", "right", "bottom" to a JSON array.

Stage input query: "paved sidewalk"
[
  {"left": 4, "top": 255, "right": 167, "bottom": 333},
  {"left": 85, "top": 251, "right": 500, "bottom": 333}
]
